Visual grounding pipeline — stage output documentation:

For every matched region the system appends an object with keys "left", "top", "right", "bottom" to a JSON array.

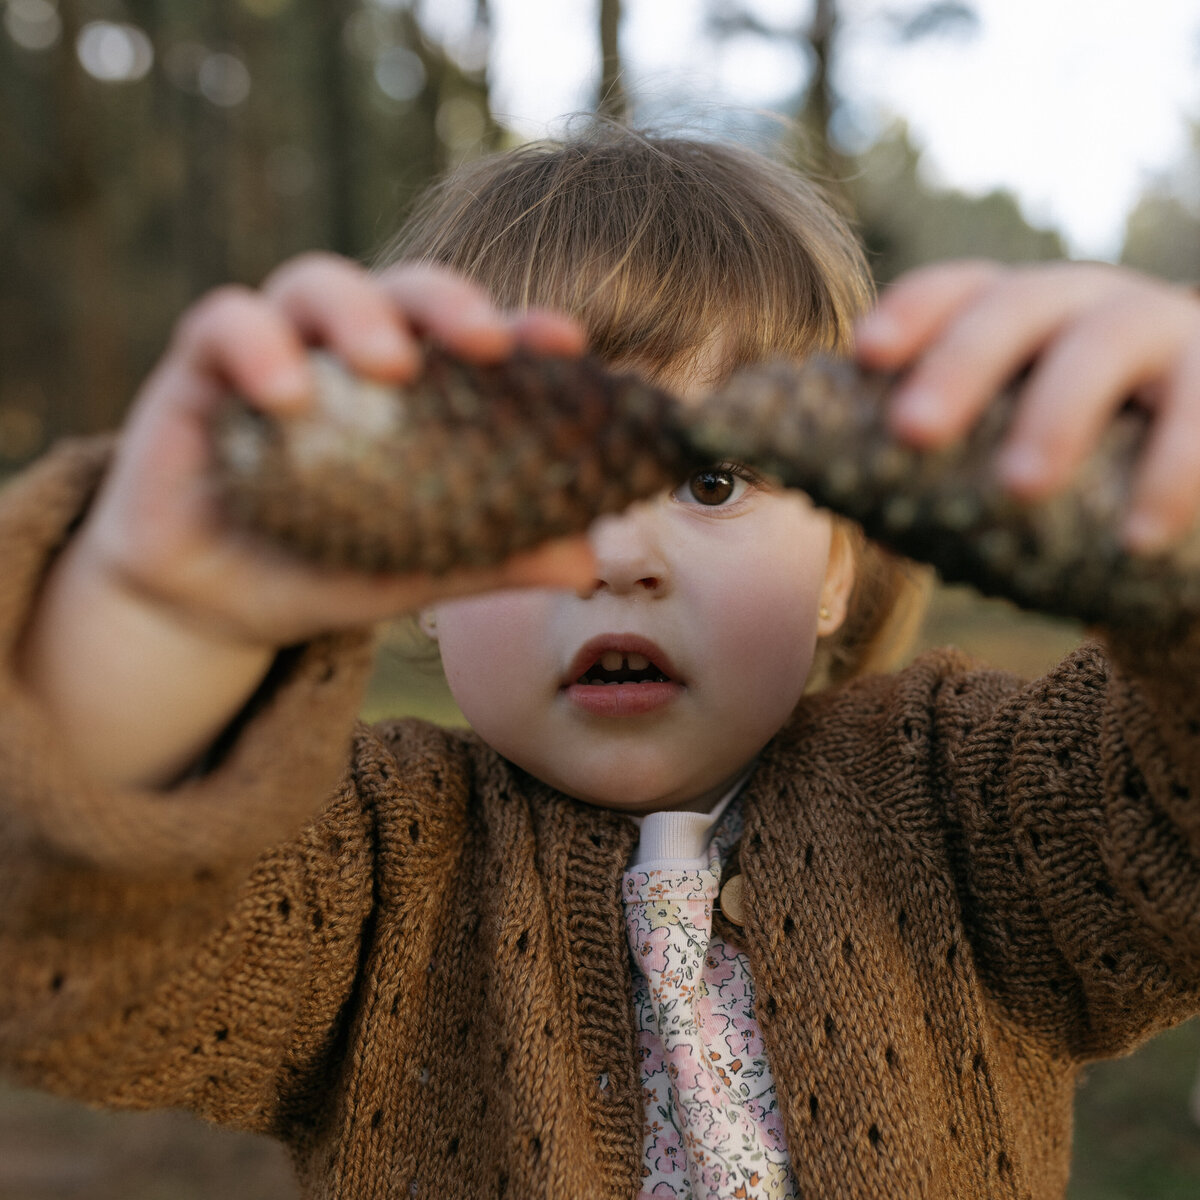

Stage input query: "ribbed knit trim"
[{"left": 629, "top": 769, "right": 749, "bottom": 868}]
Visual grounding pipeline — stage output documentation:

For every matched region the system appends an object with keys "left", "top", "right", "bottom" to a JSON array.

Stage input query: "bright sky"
[{"left": 482, "top": 0, "right": 1200, "bottom": 260}]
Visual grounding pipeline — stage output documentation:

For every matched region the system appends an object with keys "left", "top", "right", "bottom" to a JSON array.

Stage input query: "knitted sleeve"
[
  {"left": 928, "top": 635, "right": 1200, "bottom": 1061},
  {"left": 0, "top": 439, "right": 381, "bottom": 1130}
]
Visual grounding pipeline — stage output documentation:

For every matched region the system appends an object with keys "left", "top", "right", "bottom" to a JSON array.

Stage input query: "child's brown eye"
[
  {"left": 688, "top": 468, "right": 736, "bottom": 505},
  {"left": 671, "top": 464, "right": 759, "bottom": 508}
]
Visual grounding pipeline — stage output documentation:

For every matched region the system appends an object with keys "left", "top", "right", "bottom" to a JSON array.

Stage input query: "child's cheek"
[
  {"left": 700, "top": 502, "right": 830, "bottom": 710},
  {"left": 430, "top": 591, "right": 555, "bottom": 734},
  {"left": 688, "top": 552, "right": 823, "bottom": 746},
  {"left": 721, "top": 582, "right": 821, "bottom": 701}
]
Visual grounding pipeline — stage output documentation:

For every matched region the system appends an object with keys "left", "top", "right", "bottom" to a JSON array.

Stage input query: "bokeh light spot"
[
  {"left": 4, "top": 0, "right": 61, "bottom": 52},
  {"left": 76, "top": 21, "right": 154, "bottom": 83},
  {"left": 374, "top": 46, "right": 425, "bottom": 102},
  {"left": 198, "top": 51, "right": 251, "bottom": 106}
]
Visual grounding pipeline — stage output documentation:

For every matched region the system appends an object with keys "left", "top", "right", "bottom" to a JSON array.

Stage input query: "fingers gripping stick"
[
  {"left": 688, "top": 358, "right": 1200, "bottom": 632},
  {"left": 213, "top": 345, "right": 701, "bottom": 576},
  {"left": 211, "top": 344, "right": 1200, "bottom": 631}
]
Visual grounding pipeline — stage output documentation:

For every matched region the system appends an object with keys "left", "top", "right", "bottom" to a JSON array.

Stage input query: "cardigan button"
[{"left": 718, "top": 874, "right": 746, "bottom": 926}]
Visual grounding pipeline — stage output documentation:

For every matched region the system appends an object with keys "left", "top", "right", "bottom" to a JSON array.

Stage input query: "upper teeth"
[{"left": 600, "top": 650, "right": 650, "bottom": 671}]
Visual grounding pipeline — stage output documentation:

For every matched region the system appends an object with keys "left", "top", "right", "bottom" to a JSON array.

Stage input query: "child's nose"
[{"left": 584, "top": 505, "right": 670, "bottom": 597}]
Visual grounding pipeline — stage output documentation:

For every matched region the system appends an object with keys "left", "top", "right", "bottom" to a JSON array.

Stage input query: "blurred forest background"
[
  {"left": 2, "top": 0, "right": 1200, "bottom": 1197},
  {"left": 4, "top": 0, "right": 1200, "bottom": 464}
]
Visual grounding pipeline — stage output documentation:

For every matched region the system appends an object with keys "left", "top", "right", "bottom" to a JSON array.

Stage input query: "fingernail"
[
  {"left": 854, "top": 312, "right": 901, "bottom": 349},
  {"left": 450, "top": 309, "right": 513, "bottom": 358},
  {"left": 359, "top": 324, "right": 411, "bottom": 363},
  {"left": 996, "top": 443, "right": 1047, "bottom": 490},
  {"left": 891, "top": 386, "right": 943, "bottom": 435},
  {"left": 1122, "top": 511, "right": 1170, "bottom": 555},
  {"left": 262, "top": 361, "right": 311, "bottom": 403}
]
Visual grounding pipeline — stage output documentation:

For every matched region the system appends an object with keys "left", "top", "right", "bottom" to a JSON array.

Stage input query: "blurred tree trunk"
[
  {"left": 231, "top": 5, "right": 281, "bottom": 283},
  {"left": 1121, "top": 119, "right": 1200, "bottom": 283},
  {"left": 470, "top": 0, "right": 504, "bottom": 153},
  {"left": 194, "top": 1, "right": 236, "bottom": 290},
  {"left": 369, "top": 3, "right": 500, "bottom": 239},
  {"left": 707, "top": 0, "right": 978, "bottom": 217},
  {"left": 705, "top": 0, "right": 849, "bottom": 203},
  {"left": 311, "top": 0, "right": 358, "bottom": 257},
  {"left": 126, "top": 0, "right": 188, "bottom": 319},
  {"left": 597, "top": 0, "right": 628, "bottom": 123},
  {"left": 47, "top": 1, "right": 130, "bottom": 435},
  {"left": 0, "top": 25, "right": 59, "bottom": 459},
  {"left": 797, "top": 0, "right": 847, "bottom": 191}
]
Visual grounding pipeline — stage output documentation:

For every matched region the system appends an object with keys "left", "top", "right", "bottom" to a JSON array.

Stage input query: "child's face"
[{"left": 427, "top": 452, "right": 854, "bottom": 814}]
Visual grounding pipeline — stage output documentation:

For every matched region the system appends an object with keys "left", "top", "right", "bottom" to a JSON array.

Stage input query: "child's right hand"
[
  {"left": 14, "top": 256, "right": 596, "bottom": 789},
  {"left": 77, "top": 254, "right": 597, "bottom": 649}
]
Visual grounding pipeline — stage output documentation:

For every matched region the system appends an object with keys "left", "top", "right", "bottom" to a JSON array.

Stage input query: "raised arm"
[
  {"left": 852, "top": 259, "right": 1200, "bottom": 1052},
  {"left": 0, "top": 255, "right": 591, "bottom": 1126},
  {"left": 11, "top": 255, "right": 593, "bottom": 791}
]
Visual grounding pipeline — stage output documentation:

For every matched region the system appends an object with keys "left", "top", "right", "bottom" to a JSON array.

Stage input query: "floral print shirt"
[{"left": 624, "top": 793, "right": 798, "bottom": 1200}]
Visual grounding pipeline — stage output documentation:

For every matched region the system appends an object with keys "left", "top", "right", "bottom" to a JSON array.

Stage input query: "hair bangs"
[{"left": 382, "top": 127, "right": 872, "bottom": 387}]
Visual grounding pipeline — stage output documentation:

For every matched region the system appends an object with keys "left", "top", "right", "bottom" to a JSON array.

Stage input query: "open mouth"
[
  {"left": 575, "top": 650, "right": 673, "bottom": 686},
  {"left": 563, "top": 636, "right": 683, "bottom": 716}
]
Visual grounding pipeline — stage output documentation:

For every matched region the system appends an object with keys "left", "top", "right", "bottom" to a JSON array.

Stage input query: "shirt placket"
[{"left": 625, "top": 848, "right": 796, "bottom": 1200}]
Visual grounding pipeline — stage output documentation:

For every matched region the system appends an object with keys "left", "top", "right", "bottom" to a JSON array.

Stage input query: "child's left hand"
[{"left": 854, "top": 261, "right": 1200, "bottom": 554}]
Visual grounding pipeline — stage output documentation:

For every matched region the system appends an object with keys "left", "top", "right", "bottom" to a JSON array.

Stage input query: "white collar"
[{"left": 628, "top": 764, "right": 754, "bottom": 869}]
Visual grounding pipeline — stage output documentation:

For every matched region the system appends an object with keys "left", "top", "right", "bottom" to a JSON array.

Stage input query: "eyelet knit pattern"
[{"left": 4, "top": 444, "right": 1200, "bottom": 1199}]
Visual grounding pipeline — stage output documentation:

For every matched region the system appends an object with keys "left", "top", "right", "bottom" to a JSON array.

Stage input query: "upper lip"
[{"left": 564, "top": 634, "right": 681, "bottom": 686}]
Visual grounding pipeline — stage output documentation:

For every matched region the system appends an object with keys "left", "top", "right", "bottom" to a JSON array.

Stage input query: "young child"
[{"left": 3, "top": 126, "right": 1200, "bottom": 1200}]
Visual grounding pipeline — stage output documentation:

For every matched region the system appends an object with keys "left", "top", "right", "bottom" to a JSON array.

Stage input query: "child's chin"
[
  {"left": 510, "top": 742, "right": 735, "bottom": 814},
  {"left": 541, "top": 766, "right": 677, "bottom": 814},
  {"left": 556, "top": 770, "right": 726, "bottom": 816}
]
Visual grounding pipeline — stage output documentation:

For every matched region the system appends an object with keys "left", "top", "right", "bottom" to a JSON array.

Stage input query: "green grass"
[
  {"left": 1070, "top": 1019, "right": 1200, "bottom": 1200},
  {"left": 360, "top": 620, "right": 465, "bottom": 726}
]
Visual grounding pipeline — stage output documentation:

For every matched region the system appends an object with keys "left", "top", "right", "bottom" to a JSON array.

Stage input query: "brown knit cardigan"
[{"left": 3, "top": 440, "right": 1200, "bottom": 1200}]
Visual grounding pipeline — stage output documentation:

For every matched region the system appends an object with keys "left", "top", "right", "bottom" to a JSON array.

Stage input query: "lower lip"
[{"left": 563, "top": 681, "right": 684, "bottom": 716}]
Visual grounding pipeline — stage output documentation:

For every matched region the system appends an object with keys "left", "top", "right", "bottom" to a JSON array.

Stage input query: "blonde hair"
[{"left": 382, "top": 125, "right": 929, "bottom": 687}]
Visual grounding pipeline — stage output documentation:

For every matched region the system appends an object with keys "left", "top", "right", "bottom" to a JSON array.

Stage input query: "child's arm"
[
  {"left": 12, "top": 254, "right": 594, "bottom": 791},
  {"left": 0, "top": 254, "right": 592, "bottom": 1122},
  {"left": 852, "top": 261, "right": 1200, "bottom": 1052}
]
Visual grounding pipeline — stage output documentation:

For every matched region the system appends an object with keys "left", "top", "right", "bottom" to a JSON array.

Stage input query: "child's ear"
[
  {"left": 817, "top": 522, "right": 856, "bottom": 637},
  {"left": 418, "top": 608, "right": 440, "bottom": 640}
]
